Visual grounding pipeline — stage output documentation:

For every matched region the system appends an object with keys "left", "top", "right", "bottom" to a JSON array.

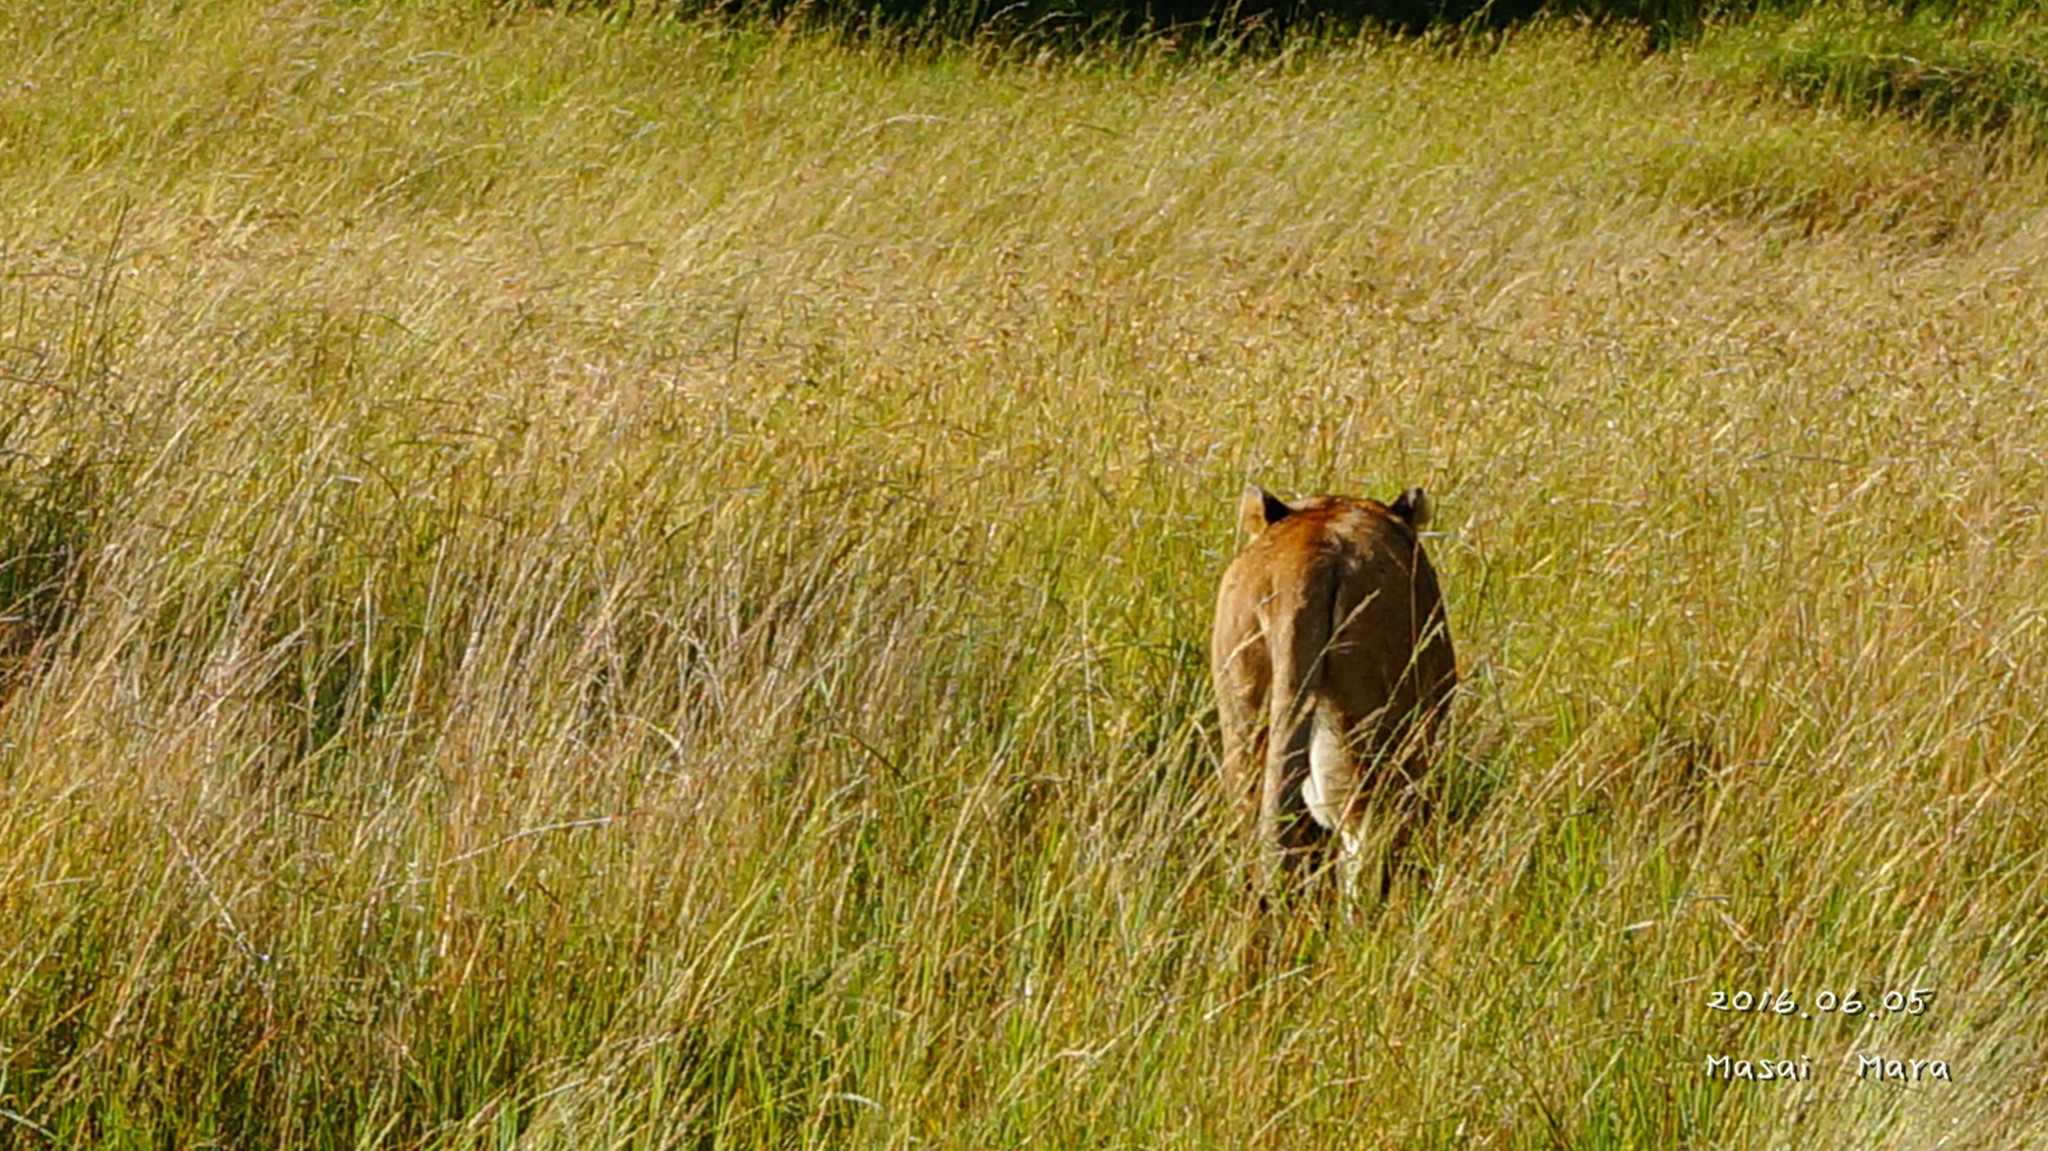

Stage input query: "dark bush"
[{"left": 502, "top": 0, "right": 1779, "bottom": 43}]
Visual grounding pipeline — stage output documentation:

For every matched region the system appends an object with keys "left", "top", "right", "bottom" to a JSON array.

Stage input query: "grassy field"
[{"left": 4, "top": 2, "right": 2048, "bottom": 1146}]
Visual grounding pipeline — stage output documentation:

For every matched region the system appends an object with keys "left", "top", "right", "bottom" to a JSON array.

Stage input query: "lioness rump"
[{"left": 1209, "top": 485, "right": 1456, "bottom": 890}]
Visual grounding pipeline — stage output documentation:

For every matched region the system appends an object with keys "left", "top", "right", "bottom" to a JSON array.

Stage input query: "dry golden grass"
[{"left": 3, "top": 2, "right": 2047, "bottom": 1146}]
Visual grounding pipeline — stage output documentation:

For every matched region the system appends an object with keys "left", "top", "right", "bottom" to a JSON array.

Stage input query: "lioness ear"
[
  {"left": 1389, "top": 487, "right": 1431, "bottom": 528},
  {"left": 1240, "top": 485, "right": 1294, "bottom": 537}
]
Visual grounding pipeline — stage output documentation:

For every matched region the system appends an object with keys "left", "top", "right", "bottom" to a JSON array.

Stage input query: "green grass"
[
  {"left": 1700, "top": 2, "right": 2048, "bottom": 143},
  {"left": 3, "top": 2, "right": 2048, "bottom": 1147}
]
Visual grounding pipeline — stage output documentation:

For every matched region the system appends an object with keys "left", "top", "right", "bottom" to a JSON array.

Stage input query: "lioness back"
[{"left": 1209, "top": 486, "right": 1456, "bottom": 890}]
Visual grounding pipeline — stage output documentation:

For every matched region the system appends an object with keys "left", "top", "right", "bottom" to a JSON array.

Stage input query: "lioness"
[{"left": 1210, "top": 485, "right": 1456, "bottom": 890}]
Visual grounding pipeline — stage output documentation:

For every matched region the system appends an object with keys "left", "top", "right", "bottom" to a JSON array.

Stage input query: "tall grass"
[
  {"left": 3, "top": 2, "right": 2047, "bottom": 1146},
  {"left": 1702, "top": 2, "right": 2048, "bottom": 144}
]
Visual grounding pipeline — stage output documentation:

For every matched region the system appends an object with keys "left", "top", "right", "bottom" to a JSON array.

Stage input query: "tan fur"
[{"left": 1209, "top": 485, "right": 1457, "bottom": 890}]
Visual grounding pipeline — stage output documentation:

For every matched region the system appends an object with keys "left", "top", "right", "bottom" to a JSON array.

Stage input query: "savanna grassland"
[{"left": 4, "top": 2, "right": 2048, "bottom": 1146}]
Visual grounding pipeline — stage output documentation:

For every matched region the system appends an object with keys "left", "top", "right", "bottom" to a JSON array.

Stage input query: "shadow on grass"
[{"left": 0, "top": 444, "right": 105, "bottom": 699}]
